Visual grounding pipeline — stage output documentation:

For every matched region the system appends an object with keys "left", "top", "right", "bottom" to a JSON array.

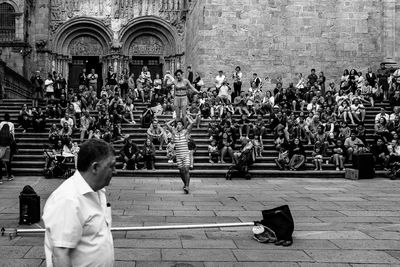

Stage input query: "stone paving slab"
[
  {"left": 1, "top": 176, "right": 400, "bottom": 266},
  {"left": 0, "top": 259, "right": 43, "bottom": 267},
  {"left": 305, "top": 250, "right": 400, "bottom": 264}
]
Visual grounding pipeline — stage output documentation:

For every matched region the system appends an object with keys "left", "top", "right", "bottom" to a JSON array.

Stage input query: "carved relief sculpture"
[
  {"left": 130, "top": 35, "right": 164, "bottom": 55},
  {"left": 50, "top": 0, "right": 189, "bottom": 38},
  {"left": 69, "top": 36, "right": 104, "bottom": 56}
]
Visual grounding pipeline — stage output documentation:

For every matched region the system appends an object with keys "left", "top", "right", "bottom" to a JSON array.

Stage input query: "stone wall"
[
  {"left": 0, "top": 0, "right": 30, "bottom": 76},
  {"left": 190, "top": 0, "right": 394, "bottom": 87},
  {"left": 185, "top": 0, "right": 204, "bottom": 74}
]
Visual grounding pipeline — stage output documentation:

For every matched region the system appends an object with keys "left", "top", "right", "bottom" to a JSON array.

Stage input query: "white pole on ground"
[{"left": 8, "top": 222, "right": 255, "bottom": 236}]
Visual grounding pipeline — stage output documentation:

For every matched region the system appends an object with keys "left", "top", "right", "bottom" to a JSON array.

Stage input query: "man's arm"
[
  {"left": 52, "top": 247, "right": 72, "bottom": 267},
  {"left": 186, "top": 115, "right": 194, "bottom": 134},
  {"left": 166, "top": 119, "right": 175, "bottom": 134}
]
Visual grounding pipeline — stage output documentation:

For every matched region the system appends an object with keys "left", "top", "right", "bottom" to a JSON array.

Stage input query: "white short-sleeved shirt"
[
  {"left": 215, "top": 75, "right": 226, "bottom": 88},
  {"left": 43, "top": 171, "right": 114, "bottom": 267}
]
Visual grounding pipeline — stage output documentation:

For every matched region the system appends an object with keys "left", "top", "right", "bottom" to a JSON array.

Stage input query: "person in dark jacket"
[
  {"left": 288, "top": 138, "right": 306, "bottom": 170},
  {"left": 143, "top": 138, "right": 156, "bottom": 170},
  {"left": 371, "top": 138, "right": 390, "bottom": 169},
  {"left": 120, "top": 136, "right": 140, "bottom": 170}
]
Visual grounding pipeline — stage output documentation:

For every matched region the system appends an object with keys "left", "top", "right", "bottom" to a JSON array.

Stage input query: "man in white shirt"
[
  {"left": 43, "top": 139, "right": 116, "bottom": 267},
  {"left": 60, "top": 113, "right": 74, "bottom": 129},
  {"left": 389, "top": 106, "right": 400, "bottom": 122},
  {"left": 215, "top": 70, "right": 226, "bottom": 89},
  {"left": 306, "top": 97, "right": 321, "bottom": 113},
  {"left": 375, "top": 108, "right": 390, "bottom": 123},
  {"left": 218, "top": 81, "right": 232, "bottom": 103}
]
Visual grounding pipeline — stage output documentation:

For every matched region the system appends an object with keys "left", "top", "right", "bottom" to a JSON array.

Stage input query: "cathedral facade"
[{"left": 0, "top": 0, "right": 399, "bottom": 87}]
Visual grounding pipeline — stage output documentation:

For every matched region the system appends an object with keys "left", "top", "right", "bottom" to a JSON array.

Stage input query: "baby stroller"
[
  {"left": 387, "top": 161, "right": 400, "bottom": 180},
  {"left": 226, "top": 147, "right": 255, "bottom": 180},
  {"left": 43, "top": 147, "right": 73, "bottom": 179}
]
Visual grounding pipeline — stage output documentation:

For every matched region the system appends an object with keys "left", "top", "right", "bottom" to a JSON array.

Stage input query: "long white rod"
[{"left": 14, "top": 222, "right": 255, "bottom": 235}]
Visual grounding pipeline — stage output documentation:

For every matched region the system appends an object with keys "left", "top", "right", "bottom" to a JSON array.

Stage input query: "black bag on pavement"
[
  {"left": 19, "top": 185, "right": 41, "bottom": 225},
  {"left": 352, "top": 153, "right": 375, "bottom": 179},
  {"left": 257, "top": 205, "right": 294, "bottom": 245}
]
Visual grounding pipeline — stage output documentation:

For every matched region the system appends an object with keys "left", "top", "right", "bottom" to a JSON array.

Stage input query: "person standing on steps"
[
  {"left": 31, "top": 70, "right": 44, "bottom": 108},
  {"left": 172, "top": 69, "right": 200, "bottom": 123},
  {"left": 166, "top": 116, "right": 195, "bottom": 194},
  {"left": 0, "top": 123, "right": 14, "bottom": 184}
]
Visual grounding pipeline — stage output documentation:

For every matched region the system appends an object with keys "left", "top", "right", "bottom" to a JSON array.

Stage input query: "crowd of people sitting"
[{"left": 3, "top": 62, "right": 400, "bottom": 177}]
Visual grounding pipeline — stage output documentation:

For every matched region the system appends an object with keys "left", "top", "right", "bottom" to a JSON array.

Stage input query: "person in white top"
[
  {"left": 88, "top": 69, "right": 99, "bottom": 92},
  {"left": 141, "top": 66, "right": 151, "bottom": 82},
  {"left": 60, "top": 113, "right": 74, "bottom": 129},
  {"left": 296, "top": 73, "right": 305, "bottom": 89},
  {"left": 218, "top": 81, "right": 232, "bottom": 103},
  {"left": 375, "top": 108, "right": 390, "bottom": 124},
  {"left": 389, "top": 106, "right": 400, "bottom": 122},
  {"left": 44, "top": 73, "right": 54, "bottom": 98},
  {"left": 43, "top": 139, "right": 116, "bottom": 267},
  {"left": 215, "top": 70, "right": 226, "bottom": 89},
  {"left": 164, "top": 70, "right": 175, "bottom": 92}
]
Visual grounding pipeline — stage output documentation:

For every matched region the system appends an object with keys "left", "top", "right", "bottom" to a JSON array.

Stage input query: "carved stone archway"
[
  {"left": 51, "top": 17, "right": 113, "bottom": 79},
  {"left": 120, "top": 16, "right": 181, "bottom": 73}
]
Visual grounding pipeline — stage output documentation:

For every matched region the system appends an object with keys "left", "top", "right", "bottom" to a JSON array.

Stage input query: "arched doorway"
[
  {"left": 129, "top": 35, "right": 165, "bottom": 80},
  {"left": 52, "top": 17, "right": 112, "bottom": 93},
  {"left": 120, "top": 16, "right": 180, "bottom": 80},
  {"left": 67, "top": 35, "right": 104, "bottom": 90}
]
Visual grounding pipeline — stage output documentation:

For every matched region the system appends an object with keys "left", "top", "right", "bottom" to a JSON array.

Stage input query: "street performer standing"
[
  {"left": 166, "top": 116, "right": 195, "bottom": 194},
  {"left": 172, "top": 69, "right": 200, "bottom": 122}
]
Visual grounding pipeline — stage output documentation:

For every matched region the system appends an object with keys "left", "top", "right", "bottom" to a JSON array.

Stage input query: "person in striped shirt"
[{"left": 166, "top": 116, "right": 194, "bottom": 194}]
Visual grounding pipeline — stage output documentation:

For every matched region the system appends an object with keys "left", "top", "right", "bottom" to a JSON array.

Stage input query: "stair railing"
[{"left": 0, "top": 60, "right": 32, "bottom": 99}]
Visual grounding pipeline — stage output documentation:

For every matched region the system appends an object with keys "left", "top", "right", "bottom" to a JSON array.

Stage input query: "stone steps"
[{"left": 1, "top": 99, "right": 393, "bottom": 179}]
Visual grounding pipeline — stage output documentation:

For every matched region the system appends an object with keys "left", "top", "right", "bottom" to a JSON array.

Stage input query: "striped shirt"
[{"left": 174, "top": 129, "right": 189, "bottom": 157}]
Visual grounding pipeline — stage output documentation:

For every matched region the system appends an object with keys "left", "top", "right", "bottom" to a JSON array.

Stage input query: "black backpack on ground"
[{"left": 19, "top": 185, "right": 41, "bottom": 225}]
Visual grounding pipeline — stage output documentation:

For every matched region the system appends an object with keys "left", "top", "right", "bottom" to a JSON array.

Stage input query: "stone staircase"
[{"left": 0, "top": 99, "right": 390, "bottom": 178}]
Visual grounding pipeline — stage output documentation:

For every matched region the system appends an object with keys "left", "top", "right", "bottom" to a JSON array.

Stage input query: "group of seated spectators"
[{"left": 17, "top": 63, "right": 400, "bottom": 173}]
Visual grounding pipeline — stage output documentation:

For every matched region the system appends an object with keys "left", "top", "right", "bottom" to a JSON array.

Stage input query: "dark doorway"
[
  {"left": 129, "top": 57, "right": 163, "bottom": 81},
  {"left": 69, "top": 56, "right": 103, "bottom": 94}
]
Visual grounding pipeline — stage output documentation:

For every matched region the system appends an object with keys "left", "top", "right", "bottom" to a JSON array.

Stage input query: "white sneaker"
[{"left": 168, "top": 160, "right": 173, "bottom": 164}]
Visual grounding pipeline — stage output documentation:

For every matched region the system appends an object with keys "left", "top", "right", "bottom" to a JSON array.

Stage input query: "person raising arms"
[
  {"left": 172, "top": 69, "right": 200, "bottom": 122},
  {"left": 166, "top": 116, "right": 195, "bottom": 194}
]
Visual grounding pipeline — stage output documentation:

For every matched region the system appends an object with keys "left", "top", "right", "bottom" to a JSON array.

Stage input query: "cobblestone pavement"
[{"left": 1, "top": 176, "right": 400, "bottom": 267}]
